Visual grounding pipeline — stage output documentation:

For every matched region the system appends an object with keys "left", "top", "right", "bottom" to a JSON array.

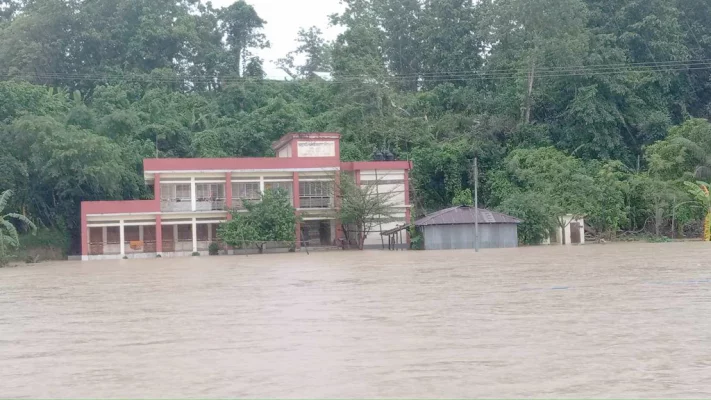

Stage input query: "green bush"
[{"left": 208, "top": 242, "right": 220, "bottom": 255}]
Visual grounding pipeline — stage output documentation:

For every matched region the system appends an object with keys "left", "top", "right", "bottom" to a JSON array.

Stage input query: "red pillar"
[
  {"left": 404, "top": 169, "right": 411, "bottom": 245},
  {"left": 156, "top": 215, "right": 162, "bottom": 254},
  {"left": 80, "top": 203, "right": 88, "bottom": 257},
  {"left": 225, "top": 172, "right": 232, "bottom": 220},
  {"left": 293, "top": 172, "right": 300, "bottom": 249},
  {"left": 291, "top": 138, "right": 299, "bottom": 158}
]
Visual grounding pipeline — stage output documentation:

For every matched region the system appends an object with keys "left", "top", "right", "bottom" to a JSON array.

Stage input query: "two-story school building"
[{"left": 80, "top": 132, "right": 412, "bottom": 260}]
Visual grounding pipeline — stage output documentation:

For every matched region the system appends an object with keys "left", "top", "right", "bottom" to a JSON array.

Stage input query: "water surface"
[{"left": 1, "top": 243, "right": 710, "bottom": 398}]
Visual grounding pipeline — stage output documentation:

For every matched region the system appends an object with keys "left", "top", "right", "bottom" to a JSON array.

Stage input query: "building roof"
[{"left": 415, "top": 206, "right": 522, "bottom": 226}]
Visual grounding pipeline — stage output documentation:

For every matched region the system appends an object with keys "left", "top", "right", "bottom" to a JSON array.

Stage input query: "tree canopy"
[{"left": 1, "top": 0, "right": 711, "bottom": 252}]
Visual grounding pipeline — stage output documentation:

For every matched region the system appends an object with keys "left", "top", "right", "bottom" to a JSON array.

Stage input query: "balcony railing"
[
  {"left": 196, "top": 199, "right": 225, "bottom": 211},
  {"left": 231, "top": 198, "right": 260, "bottom": 210},
  {"left": 161, "top": 199, "right": 192, "bottom": 212},
  {"left": 299, "top": 196, "right": 332, "bottom": 209},
  {"left": 161, "top": 199, "right": 226, "bottom": 212}
]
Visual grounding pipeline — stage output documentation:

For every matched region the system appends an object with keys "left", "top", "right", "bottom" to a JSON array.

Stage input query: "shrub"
[
  {"left": 208, "top": 242, "right": 220, "bottom": 255},
  {"left": 192, "top": 251, "right": 200, "bottom": 256}
]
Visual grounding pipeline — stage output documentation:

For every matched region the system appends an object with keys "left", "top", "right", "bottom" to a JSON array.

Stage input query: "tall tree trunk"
[{"left": 524, "top": 57, "right": 536, "bottom": 124}]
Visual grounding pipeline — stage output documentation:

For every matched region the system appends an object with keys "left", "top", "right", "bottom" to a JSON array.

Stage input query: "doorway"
[
  {"left": 302, "top": 220, "right": 332, "bottom": 246},
  {"left": 570, "top": 222, "right": 581, "bottom": 244}
]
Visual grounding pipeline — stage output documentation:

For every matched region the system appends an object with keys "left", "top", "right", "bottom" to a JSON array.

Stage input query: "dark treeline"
[{"left": 1, "top": 0, "right": 711, "bottom": 252}]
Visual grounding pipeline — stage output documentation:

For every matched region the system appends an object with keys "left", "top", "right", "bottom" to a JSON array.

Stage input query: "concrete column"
[
  {"left": 190, "top": 177, "right": 197, "bottom": 211},
  {"left": 173, "top": 225, "right": 178, "bottom": 250},
  {"left": 208, "top": 223, "right": 212, "bottom": 242},
  {"left": 293, "top": 173, "right": 300, "bottom": 250},
  {"left": 259, "top": 176, "right": 265, "bottom": 195},
  {"left": 295, "top": 215, "right": 301, "bottom": 250},
  {"left": 156, "top": 215, "right": 163, "bottom": 254},
  {"left": 119, "top": 220, "right": 125, "bottom": 256},
  {"left": 334, "top": 172, "right": 343, "bottom": 243},
  {"left": 292, "top": 172, "right": 300, "bottom": 209},
  {"left": 139, "top": 225, "right": 144, "bottom": 242},
  {"left": 192, "top": 218, "right": 198, "bottom": 253},
  {"left": 102, "top": 226, "right": 107, "bottom": 247},
  {"left": 225, "top": 172, "right": 233, "bottom": 214},
  {"left": 154, "top": 173, "right": 161, "bottom": 204}
]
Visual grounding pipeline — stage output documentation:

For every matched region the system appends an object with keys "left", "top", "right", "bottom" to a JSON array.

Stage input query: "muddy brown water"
[{"left": 2, "top": 242, "right": 711, "bottom": 398}]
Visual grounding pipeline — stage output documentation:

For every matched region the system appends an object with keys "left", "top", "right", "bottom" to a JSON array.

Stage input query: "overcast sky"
[{"left": 212, "top": 0, "right": 345, "bottom": 79}]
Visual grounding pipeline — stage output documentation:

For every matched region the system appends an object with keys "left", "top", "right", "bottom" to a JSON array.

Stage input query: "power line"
[{"left": 2, "top": 59, "right": 710, "bottom": 85}]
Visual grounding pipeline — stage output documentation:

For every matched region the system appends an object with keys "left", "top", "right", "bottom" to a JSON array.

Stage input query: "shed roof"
[{"left": 415, "top": 206, "right": 522, "bottom": 226}]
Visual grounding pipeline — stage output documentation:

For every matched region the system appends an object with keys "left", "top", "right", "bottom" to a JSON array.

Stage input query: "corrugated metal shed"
[{"left": 415, "top": 206, "right": 521, "bottom": 227}]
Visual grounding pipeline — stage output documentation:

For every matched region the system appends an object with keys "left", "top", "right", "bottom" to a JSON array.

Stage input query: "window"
[
  {"left": 161, "top": 184, "right": 191, "bottom": 201},
  {"left": 264, "top": 182, "right": 292, "bottom": 196},
  {"left": 232, "top": 182, "right": 260, "bottom": 209},
  {"left": 195, "top": 183, "right": 225, "bottom": 201},
  {"left": 232, "top": 182, "right": 261, "bottom": 200},
  {"left": 299, "top": 181, "right": 332, "bottom": 208}
]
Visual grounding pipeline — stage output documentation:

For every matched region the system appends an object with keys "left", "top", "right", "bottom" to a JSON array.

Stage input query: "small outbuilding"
[
  {"left": 415, "top": 206, "right": 522, "bottom": 250},
  {"left": 541, "top": 214, "right": 585, "bottom": 245}
]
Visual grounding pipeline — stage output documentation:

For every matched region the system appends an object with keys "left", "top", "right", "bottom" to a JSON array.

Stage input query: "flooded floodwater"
[{"left": 2, "top": 242, "right": 711, "bottom": 398}]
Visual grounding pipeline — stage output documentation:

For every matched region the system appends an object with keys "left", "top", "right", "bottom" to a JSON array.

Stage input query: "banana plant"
[
  {"left": 0, "top": 190, "right": 37, "bottom": 265},
  {"left": 683, "top": 181, "right": 711, "bottom": 241}
]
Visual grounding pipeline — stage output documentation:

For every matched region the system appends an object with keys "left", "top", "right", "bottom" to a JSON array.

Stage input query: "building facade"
[
  {"left": 415, "top": 206, "right": 521, "bottom": 250},
  {"left": 80, "top": 133, "right": 412, "bottom": 260}
]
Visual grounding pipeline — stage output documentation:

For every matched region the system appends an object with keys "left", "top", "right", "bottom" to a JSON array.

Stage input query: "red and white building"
[{"left": 80, "top": 132, "right": 412, "bottom": 260}]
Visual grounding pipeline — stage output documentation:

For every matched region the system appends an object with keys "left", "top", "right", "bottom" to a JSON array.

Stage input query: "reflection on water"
[{"left": 1, "top": 242, "right": 711, "bottom": 398}]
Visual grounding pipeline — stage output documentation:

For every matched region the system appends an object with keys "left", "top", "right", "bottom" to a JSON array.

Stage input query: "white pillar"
[
  {"left": 259, "top": 176, "right": 265, "bottom": 194},
  {"left": 139, "top": 225, "right": 144, "bottom": 242},
  {"left": 190, "top": 177, "right": 197, "bottom": 211},
  {"left": 119, "top": 220, "right": 125, "bottom": 256},
  {"left": 207, "top": 223, "right": 212, "bottom": 242},
  {"left": 192, "top": 218, "right": 198, "bottom": 253},
  {"left": 173, "top": 225, "right": 178, "bottom": 251},
  {"left": 102, "top": 226, "right": 107, "bottom": 247}
]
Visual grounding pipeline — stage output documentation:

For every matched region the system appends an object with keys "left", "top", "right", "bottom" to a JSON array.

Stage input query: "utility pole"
[{"left": 474, "top": 157, "right": 479, "bottom": 252}]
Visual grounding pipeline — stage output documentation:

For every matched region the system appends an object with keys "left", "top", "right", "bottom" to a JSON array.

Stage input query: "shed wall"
[{"left": 422, "top": 224, "right": 518, "bottom": 250}]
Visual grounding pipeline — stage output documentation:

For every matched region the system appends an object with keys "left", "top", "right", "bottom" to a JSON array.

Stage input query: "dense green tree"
[
  {"left": 218, "top": 188, "right": 297, "bottom": 253},
  {"left": 2, "top": 0, "right": 711, "bottom": 253}
]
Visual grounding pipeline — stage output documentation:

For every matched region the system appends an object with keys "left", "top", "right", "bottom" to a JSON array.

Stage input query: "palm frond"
[
  {"left": 0, "top": 220, "right": 20, "bottom": 249},
  {"left": 0, "top": 190, "right": 13, "bottom": 214},
  {"left": 5, "top": 213, "right": 37, "bottom": 234},
  {"left": 2, "top": 233, "right": 20, "bottom": 249}
]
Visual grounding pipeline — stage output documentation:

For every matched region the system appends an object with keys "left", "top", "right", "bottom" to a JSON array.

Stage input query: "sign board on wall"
[{"left": 297, "top": 141, "right": 335, "bottom": 157}]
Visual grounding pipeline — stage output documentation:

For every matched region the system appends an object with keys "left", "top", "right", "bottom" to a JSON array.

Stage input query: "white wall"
[
  {"left": 277, "top": 146, "right": 291, "bottom": 158},
  {"left": 358, "top": 169, "right": 408, "bottom": 248},
  {"left": 359, "top": 170, "right": 406, "bottom": 207},
  {"left": 545, "top": 215, "right": 585, "bottom": 245}
]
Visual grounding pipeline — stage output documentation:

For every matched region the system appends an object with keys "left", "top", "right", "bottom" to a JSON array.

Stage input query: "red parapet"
[
  {"left": 82, "top": 200, "right": 160, "bottom": 215},
  {"left": 144, "top": 156, "right": 340, "bottom": 173}
]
